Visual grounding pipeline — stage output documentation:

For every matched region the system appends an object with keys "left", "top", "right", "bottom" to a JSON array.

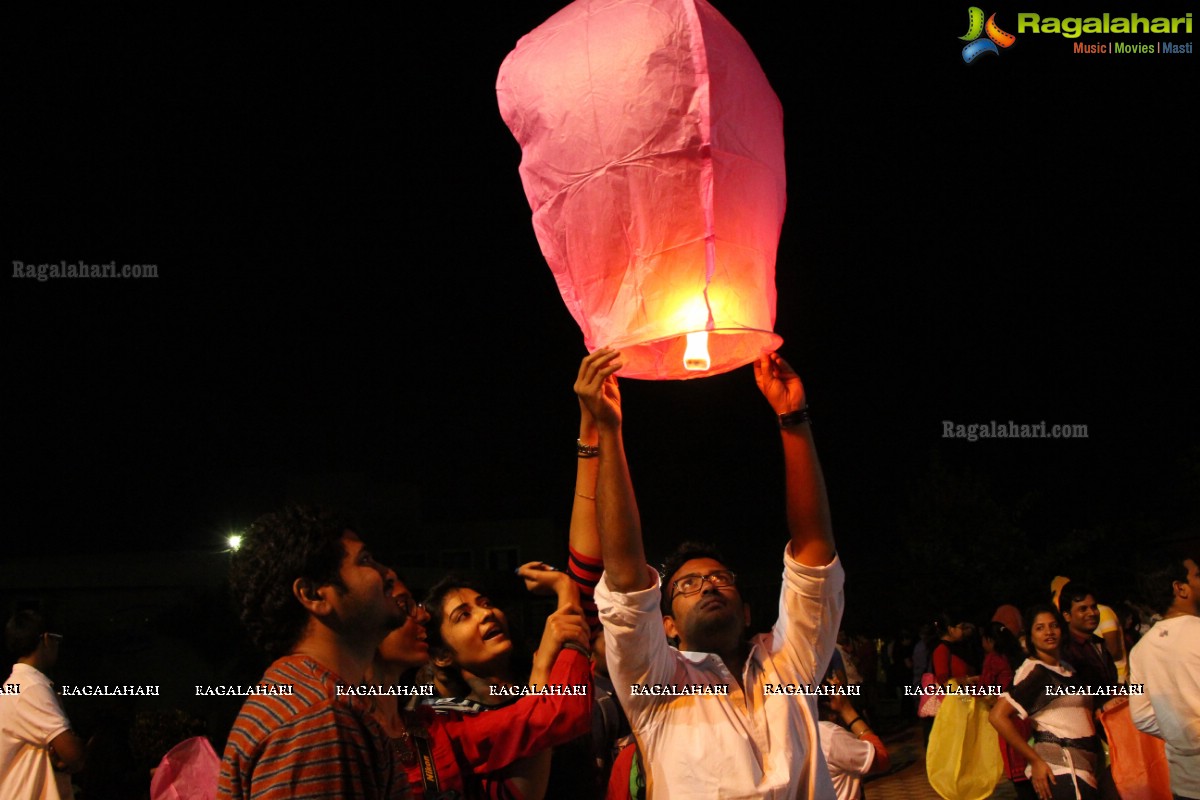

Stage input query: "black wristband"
[
  {"left": 778, "top": 407, "right": 811, "bottom": 428},
  {"left": 846, "top": 716, "right": 863, "bottom": 730},
  {"left": 576, "top": 439, "right": 600, "bottom": 458}
]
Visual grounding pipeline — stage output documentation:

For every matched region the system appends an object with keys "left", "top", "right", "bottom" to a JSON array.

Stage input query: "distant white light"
[{"left": 227, "top": 534, "right": 244, "bottom": 552}]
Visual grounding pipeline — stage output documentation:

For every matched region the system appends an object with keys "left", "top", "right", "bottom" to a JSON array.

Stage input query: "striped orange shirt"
[{"left": 219, "top": 655, "right": 400, "bottom": 799}]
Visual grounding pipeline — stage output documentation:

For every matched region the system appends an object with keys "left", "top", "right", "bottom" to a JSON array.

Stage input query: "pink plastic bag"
[
  {"left": 149, "top": 736, "right": 220, "bottom": 800},
  {"left": 917, "top": 673, "right": 943, "bottom": 718}
]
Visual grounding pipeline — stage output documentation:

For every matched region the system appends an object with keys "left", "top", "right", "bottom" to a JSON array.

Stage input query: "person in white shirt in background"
[
  {"left": 818, "top": 675, "right": 890, "bottom": 800},
  {"left": 1129, "top": 552, "right": 1200, "bottom": 800},
  {"left": 576, "top": 348, "right": 844, "bottom": 799},
  {"left": 1, "top": 610, "right": 87, "bottom": 800}
]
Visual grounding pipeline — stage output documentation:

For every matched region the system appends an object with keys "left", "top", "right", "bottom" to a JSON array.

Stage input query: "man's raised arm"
[
  {"left": 573, "top": 349, "right": 653, "bottom": 592},
  {"left": 754, "top": 352, "right": 835, "bottom": 567}
]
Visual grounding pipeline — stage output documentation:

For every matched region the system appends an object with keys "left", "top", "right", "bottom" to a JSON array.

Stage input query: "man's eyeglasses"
[{"left": 670, "top": 571, "right": 737, "bottom": 601}]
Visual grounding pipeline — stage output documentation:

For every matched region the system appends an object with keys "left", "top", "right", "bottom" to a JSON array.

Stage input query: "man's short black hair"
[
  {"left": 1138, "top": 552, "right": 1196, "bottom": 616},
  {"left": 5, "top": 609, "right": 49, "bottom": 659},
  {"left": 228, "top": 505, "right": 350, "bottom": 658},
  {"left": 659, "top": 541, "right": 735, "bottom": 616},
  {"left": 1057, "top": 582, "right": 1096, "bottom": 617}
]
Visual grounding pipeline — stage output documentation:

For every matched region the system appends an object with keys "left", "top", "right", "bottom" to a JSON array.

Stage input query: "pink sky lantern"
[{"left": 497, "top": 0, "right": 786, "bottom": 379}]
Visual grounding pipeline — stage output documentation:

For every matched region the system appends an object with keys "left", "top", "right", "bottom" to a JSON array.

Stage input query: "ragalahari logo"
[{"left": 961, "top": 8, "right": 1016, "bottom": 62}]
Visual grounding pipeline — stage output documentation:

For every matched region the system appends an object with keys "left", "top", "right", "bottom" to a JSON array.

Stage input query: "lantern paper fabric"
[{"left": 497, "top": 0, "right": 786, "bottom": 379}]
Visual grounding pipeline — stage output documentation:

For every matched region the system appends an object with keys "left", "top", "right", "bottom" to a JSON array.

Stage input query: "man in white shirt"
[
  {"left": 1129, "top": 553, "right": 1200, "bottom": 800},
  {"left": 1, "top": 610, "right": 87, "bottom": 800},
  {"left": 576, "top": 349, "right": 844, "bottom": 799}
]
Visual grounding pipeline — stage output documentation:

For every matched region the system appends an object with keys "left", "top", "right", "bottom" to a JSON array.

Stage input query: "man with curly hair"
[
  {"left": 218, "top": 505, "right": 408, "bottom": 799},
  {"left": 575, "top": 349, "right": 844, "bottom": 799}
]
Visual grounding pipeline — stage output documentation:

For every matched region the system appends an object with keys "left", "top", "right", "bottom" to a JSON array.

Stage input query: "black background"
[{"left": 5, "top": 3, "right": 1197, "bottom": 626}]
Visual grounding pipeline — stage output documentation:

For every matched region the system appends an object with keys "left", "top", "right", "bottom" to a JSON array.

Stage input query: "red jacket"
[{"left": 403, "top": 647, "right": 592, "bottom": 799}]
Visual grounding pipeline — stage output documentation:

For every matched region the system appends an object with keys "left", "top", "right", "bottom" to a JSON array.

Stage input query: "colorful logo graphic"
[{"left": 960, "top": 8, "right": 1016, "bottom": 62}]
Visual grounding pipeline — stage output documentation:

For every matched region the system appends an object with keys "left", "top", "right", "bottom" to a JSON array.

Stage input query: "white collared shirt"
[
  {"left": 1, "top": 663, "right": 75, "bottom": 800},
  {"left": 595, "top": 546, "right": 845, "bottom": 799}
]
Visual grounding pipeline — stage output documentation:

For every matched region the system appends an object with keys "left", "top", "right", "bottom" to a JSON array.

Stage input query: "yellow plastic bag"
[{"left": 926, "top": 694, "right": 1003, "bottom": 800}]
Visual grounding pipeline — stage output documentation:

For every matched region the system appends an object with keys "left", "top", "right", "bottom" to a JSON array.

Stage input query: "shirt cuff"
[
  {"left": 595, "top": 565, "right": 662, "bottom": 613},
  {"left": 783, "top": 544, "right": 841, "bottom": 577}
]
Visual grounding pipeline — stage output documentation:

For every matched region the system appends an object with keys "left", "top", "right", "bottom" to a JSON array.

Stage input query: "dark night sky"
[{"left": 5, "top": 3, "right": 1196, "bottom": 603}]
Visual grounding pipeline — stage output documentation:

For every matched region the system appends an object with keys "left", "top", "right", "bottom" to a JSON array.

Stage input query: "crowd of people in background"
[
  {"left": 3, "top": 351, "right": 1197, "bottom": 800},
  {"left": 830, "top": 563, "right": 1198, "bottom": 800}
]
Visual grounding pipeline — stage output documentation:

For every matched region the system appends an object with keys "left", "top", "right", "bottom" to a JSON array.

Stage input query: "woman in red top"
[
  {"left": 367, "top": 575, "right": 592, "bottom": 799},
  {"left": 981, "top": 621, "right": 1035, "bottom": 800},
  {"left": 980, "top": 621, "right": 1021, "bottom": 689},
  {"left": 922, "top": 612, "right": 981, "bottom": 744},
  {"left": 931, "top": 613, "right": 981, "bottom": 685}
]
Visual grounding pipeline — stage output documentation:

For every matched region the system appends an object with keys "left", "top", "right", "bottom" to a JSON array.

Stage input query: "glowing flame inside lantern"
[{"left": 683, "top": 331, "right": 711, "bottom": 371}]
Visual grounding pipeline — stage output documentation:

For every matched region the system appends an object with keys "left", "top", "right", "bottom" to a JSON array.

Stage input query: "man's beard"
[{"left": 680, "top": 606, "right": 742, "bottom": 653}]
